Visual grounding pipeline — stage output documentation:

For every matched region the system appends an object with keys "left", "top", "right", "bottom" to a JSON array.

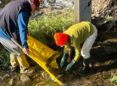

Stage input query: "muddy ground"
[
  {"left": 0, "top": 32, "right": 117, "bottom": 86},
  {"left": 62, "top": 39, "right": 117, "bottom": 86}
]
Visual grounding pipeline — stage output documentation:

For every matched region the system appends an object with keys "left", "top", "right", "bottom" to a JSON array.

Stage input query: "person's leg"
[
  {"left": 80, "top": 24, "right": 98, "bottom": 73},
  {"left": 0, "top": 28, "right": 33, "bottom": 74},
  {"left": 10, "top": 52, "right": 18, "bottom": 71},
  {"left": 16, "top": 52, "right": 33, "bottom": 74},
  {"left": 1, "top": 38, "right": 33, "bottom": 74}
]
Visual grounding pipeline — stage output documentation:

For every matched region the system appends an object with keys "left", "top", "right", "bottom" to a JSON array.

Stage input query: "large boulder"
[{"left": 92, "top": 0, "right": 117, "bottom": 19}]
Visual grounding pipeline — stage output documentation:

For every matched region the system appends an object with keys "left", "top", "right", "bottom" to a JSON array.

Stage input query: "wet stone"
[{"left": 20, "top": 74, "right": 32, "bottom": 86}]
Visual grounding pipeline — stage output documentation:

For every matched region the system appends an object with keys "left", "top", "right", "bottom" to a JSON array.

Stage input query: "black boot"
[{"left": 78, "top": 59, "right": 91, "bottom": 75}]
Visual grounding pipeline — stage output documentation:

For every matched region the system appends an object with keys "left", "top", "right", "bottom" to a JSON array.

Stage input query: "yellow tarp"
[{"left": 27, "top": 36, "right": 63, "bottom": 85}]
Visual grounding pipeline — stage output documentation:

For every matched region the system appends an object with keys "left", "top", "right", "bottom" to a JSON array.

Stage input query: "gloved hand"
[
  {"left": 60, "top": 53, "right": 68, "bottom": 68},
  {"left": 65, "top": 60, "right": 75, "bottom": 71}
]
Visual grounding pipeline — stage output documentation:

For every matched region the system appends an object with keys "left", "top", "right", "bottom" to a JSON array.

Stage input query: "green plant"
[
  {"left": 0, "top": 48, "right": 10, "bottom": 67},
  {"left": 110, "top": 76, "right": 117, "bottom": 86},
  {"left": 28, "top": 10, "right": 74, "bottom": 48}
]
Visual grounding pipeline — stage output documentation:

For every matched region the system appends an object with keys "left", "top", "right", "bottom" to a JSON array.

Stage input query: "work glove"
[
  {"left": 60, "top": 53, "right": 68, "bottom": 68},
  {"left": 65, "top": 60, "right": 75, "bottom": 71}
]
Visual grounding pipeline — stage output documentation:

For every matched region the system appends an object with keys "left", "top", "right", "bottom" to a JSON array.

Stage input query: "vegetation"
[
  {"left": 0, "top": 48, "right": 9, "bottom": 69},
  {"left": 110, "top": 76, "right": 117, "bottom": 86},
  {"left": 28, "top": 10, "right": 74, "bottom": 48}
]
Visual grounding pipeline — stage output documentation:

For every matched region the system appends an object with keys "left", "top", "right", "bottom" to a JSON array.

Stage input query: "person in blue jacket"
[{"left": 0, "top": 0, "right": 40, "bottom": 74}]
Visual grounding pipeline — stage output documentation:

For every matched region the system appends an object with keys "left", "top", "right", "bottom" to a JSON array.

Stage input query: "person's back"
[
  {"left": 0, "top": 0, "right": 31, "bottom": 40},
  {"left": 64, "top": 21, "right": 94, "bottom": 45}
]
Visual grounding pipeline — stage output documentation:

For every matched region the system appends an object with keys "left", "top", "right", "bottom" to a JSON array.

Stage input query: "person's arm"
[
  {"left": 73, "top": 46, "right": 80, "bottom": 62},
  {"left": 17, "top": 11, "right": 30, "bottom": 55},
  {"left": 17, "top": 11, "right": 29, "bottom": 48},
  {"left": 65, "top": 46, "right": 80, "bottom": 71},
  {"left": 60, "top": 46, "right": 69, "bottom": 68}
]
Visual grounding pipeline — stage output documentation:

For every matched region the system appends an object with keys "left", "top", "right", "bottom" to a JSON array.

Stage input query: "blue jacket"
[
  {"left": 0, "top": 0, "right": 31, "bottom": 48},
  {"left": 0, "top": 11, "right": 29, "bottom": 48}
]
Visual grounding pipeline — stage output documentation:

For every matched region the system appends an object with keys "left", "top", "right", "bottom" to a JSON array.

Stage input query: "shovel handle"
[{"left": 11, "top": 38, "right": 23, "bottom": 50}]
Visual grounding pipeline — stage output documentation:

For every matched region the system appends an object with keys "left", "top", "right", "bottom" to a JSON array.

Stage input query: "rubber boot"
[
  {"left": 10, "top": 53, "right": 18, "bottom": 71},
  {"left": 79, "top": 59, "right": 91, "bottom": 74},
  {"left": 17, "top": 53, "right": 34, "bottom": 75}
]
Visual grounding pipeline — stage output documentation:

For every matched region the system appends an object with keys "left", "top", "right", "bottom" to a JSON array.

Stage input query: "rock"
[
  {"left": 0, "top": 76, "right": 3, "bottom": 81},
  {"left": 0, "top": 1, "right": 2, "bottom": 4},
  {"left": 20, "top": 74, "right": 32, "bottom": 86},
  {"left": 9, "top": 78, "right": 15, "bottom": 86},
  {"left": 92, "top": 0, "right": 117, "bottom": 18},
  {"left": 3, "top": 74, "right": 10, "bottom": 80}
]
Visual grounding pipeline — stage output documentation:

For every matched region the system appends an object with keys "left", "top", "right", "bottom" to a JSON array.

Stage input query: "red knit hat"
[
  {"left": 54, "top": 33, "right": 69, "bottom": 47},
  {"left": 31, "top": 0, "right": 40, "bottom": 7}
]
